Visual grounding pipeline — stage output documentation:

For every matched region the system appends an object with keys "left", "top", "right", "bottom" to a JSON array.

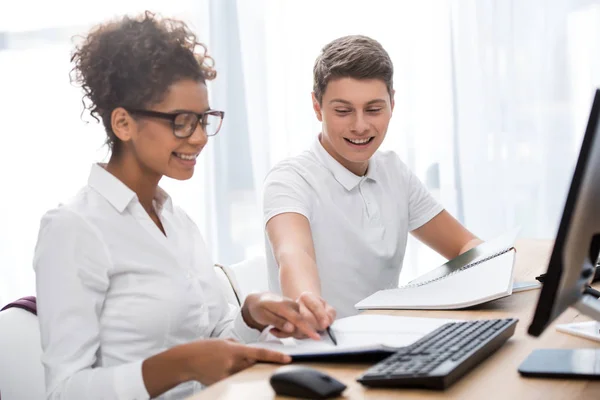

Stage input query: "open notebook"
[
  {"left": 249, "top": 314, "right": 458, "bottom": 359},
  {"left": 355, "top": 229, "right": 520, "bottom": 311}
]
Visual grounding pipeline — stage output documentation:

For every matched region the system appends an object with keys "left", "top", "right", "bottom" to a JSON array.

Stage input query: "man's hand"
[{"left": 270, "top": 292, "right": 336, "bottom": 339}]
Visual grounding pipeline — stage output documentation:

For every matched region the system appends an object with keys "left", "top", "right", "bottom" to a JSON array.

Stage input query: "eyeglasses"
[{"left": 125, "top": 108, "right": 225, "bottom": 138}]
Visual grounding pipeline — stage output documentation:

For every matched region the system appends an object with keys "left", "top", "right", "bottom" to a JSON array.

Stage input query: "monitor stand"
[
  {"left": 519, "top": 294, "right": 600, "bottom": 380},
  {"left": 585, "top": 286, "right": 600, "bottom": 298},
  {"left": 576, "top": 292, "right": 600, "bottom": 320}
]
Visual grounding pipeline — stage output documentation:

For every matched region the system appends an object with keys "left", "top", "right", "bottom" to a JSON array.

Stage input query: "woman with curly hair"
[{"left": 33, "top": 12, "right": 320, "bottom": 400}]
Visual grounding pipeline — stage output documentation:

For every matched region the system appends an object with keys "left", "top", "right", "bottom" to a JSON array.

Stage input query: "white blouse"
[{"left": 34, "top": 164, "right": 259, "bottom": 400}]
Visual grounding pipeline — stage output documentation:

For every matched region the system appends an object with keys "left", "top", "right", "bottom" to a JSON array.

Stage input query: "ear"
[
  {"left": 312, "top": 92, "right": 323, "bottom": 122},
  {"left": 111, "top": 107, "right": 135, "bottom": 143},
  {"left": 390, "top": 89, "right": 395, "bottom": 112}
]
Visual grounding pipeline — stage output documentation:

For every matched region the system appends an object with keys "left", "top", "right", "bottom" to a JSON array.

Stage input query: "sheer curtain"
[
  {"left": 3, "top": 0, "right": 600, "bottom": 306},
  {"left": 227, "top": 0, "right": 600, "bottom": 282},
  {"left": 451, "top": 0, "right": 591, "bottom": 240},
  {"left": 0, "top": 1, "right": 211, "bottom": 306}
]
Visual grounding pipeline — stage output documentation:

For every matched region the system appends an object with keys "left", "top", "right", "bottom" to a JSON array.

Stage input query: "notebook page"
[{"left": 249, "top": 314, "right": 458, "bottom": 356}]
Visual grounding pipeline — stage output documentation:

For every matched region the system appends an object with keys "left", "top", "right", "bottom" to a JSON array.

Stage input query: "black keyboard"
[{"left": 357, "top": 318, "right": 518, "bottom": 390}]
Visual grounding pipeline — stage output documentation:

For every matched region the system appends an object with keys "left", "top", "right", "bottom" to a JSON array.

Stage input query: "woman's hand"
[
  {"left": 143, "top": 338, "right": 291, "bottom": 395},
  {"left": 182, "top": 339, "right": 291, "bottom": 385},
  {"left": 241, "top": 292, "right": 322, "bottom": 340}
]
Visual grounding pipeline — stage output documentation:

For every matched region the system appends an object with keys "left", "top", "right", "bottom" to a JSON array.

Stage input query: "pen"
[{"left": 326, "top": 327, "right": 338, "bottom": 346}]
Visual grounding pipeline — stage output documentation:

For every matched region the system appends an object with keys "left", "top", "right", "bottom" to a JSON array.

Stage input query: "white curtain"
[
  {"left": 0, "top": 0, "right": 211, "bottom": 306},
  {"left": 3, "top": 0, "right": 600, "bottom": 306},
  {"left": 451, "top": 0, "right": 591, "bottom": 239},
  {"left": 228, "top": 0, "right": 600, "bottom": 282}
]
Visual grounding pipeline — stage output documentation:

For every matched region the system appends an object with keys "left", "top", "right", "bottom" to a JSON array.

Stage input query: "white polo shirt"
[{"left": 263, "top": 138, "right": 443, "bottom": 318}]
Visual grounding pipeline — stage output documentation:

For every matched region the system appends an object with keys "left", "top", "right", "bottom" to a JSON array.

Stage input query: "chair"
[
  {"left": 0, "top": 297, "right": 45, "bottom": 400},
  {"left": 219, "top": 256, "right": 269, "bottom": 305},
  {"left": 214, "top": 265, "right": 241, "bottom": 307}
]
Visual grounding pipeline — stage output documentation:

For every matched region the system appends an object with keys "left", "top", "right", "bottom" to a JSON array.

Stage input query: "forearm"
[
  {"left": 278, "top": 250, "right": 321, "bottom": 299},
  {"left": 142, "top": 345, "right": 190, "bottom": 398},
  {"left": 411, "top": 211, "right": 481, "bottom": 259}
]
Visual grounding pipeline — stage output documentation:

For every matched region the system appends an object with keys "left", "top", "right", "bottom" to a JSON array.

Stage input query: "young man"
[{"left": 263, "top": 35, "right": 481, "bottom": 331}]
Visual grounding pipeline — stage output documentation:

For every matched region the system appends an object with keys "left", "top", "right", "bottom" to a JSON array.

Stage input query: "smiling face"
[
  {"left": 313, "top": 77, "right": 394, "bottom": 176},
  {"left": 111, "top": 79, "right": 210, "bottom": 181}
]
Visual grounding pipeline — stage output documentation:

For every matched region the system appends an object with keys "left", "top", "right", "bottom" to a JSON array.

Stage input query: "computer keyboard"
[{"left": 357, "top": 318, "right": 518, "bottom": 390}]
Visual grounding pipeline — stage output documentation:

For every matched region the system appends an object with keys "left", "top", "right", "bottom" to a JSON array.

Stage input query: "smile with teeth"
[
  {"left": 345, "top": 137, "right": 374, "bottom": 145},
  {"left": 173, "top": 152, "right": 199, "bottom": 160}
]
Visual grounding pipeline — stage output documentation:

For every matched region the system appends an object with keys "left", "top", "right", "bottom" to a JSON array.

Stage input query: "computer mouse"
[{"left": 269, "top": 365, "right": 347, "bottom": 399}]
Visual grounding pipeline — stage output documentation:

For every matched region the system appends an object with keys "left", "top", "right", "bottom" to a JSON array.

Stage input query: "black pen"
[{"left": 326, "top": 327, "right": 338, "bottom": 346}]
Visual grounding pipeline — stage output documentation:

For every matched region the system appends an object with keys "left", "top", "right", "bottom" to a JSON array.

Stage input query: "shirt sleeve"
[
  {"left": 211, "top": 304, "right": 262, "bottom": 344},
  {"left": 203, "top": 262, "right": 261, "bottom": 343},
  {"left": 262, "top": 163, "right": 314, "bottom": 226},
  {"left": 406, "top": 166, "right": 444, "bottom": 231},
  {"left": 34, "top": 208, "right": 150, "bottom": 400}
]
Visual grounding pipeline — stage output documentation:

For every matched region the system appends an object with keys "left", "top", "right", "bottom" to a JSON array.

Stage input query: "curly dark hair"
[
  {"left": 70, "top": 11, "right": 216, "bottom": 153},
  {"left": 313, "top": 35, "right": 393, "bottom": 104}
]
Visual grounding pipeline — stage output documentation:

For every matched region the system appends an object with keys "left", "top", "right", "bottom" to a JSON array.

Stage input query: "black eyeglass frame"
[{"left": 125, "top": 108, "right": 225, "bottom": 138}]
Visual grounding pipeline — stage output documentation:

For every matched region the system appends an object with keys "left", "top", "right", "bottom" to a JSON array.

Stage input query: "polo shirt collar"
[{"left": 311, "top": 136, "right": 378, "bottom": 191}]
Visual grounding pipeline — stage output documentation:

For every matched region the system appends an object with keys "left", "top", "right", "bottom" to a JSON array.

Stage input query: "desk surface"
[{"left": 189, "top": 239, "right": 600, "bottom": 400}]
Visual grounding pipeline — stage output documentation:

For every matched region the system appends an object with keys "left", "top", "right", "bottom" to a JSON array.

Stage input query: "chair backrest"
[
  {"left": 0, "top": 297, "right": 45, "bottom": 400},
  {"left": 0, "top": 296, "right": 37, "bottom": 315},
  {"left": 214, "top": 265, "right": 241, "bottom": 307},
  {"left": 220, "top": 256, "right": 269, "bottom": 305}
]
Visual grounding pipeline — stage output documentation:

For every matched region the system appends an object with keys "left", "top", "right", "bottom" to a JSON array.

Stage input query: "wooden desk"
[{"left": 189, "top": 240, "right": 600, "bottom": 399}]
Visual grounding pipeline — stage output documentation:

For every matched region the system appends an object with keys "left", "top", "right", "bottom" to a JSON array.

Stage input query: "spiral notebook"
[{"left": 355, "top": 229, "right": 520, "bottom": 310}]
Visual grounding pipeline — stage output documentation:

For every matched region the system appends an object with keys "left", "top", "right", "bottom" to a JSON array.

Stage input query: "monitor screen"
[{"left": 528, "top": 89, "right": 600, "bottom": 337}]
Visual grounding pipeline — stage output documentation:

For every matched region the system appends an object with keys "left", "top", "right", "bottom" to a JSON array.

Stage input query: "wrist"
[
  {"left": 242, "top": 293, "right": 267, "bottom": 331},
  {"left": 168, "top": 344, "right": 196, "bottom": 383},
  {"left": 141, "top": 344, "right": 194, "bottom": 397}
]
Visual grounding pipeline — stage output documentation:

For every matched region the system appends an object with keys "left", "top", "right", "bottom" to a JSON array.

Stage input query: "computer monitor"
[
  {"left": 518, "top": 90, "right": 600, "bottom": 380},
  {"left": 528, "top": 89, "right": 600, "bottom": 338}
]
